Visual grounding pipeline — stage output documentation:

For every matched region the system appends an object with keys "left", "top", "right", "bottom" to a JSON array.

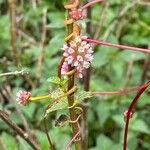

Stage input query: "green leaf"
[
  {"left": 47, "top": 76, "right": 67, "bottom": 87},
  {"left": 1, "top": 133, "right": 17, "bottom": 150},
  {"left": 130, "top": 119, "right": 150, "bottom": 134},
  {"left": 47, "top": 76, "right": 61, "bottom": 84},
  {"left": 76, "top": 90, "right": 92, "bottom": 103},
  {"left": 96, "top": 134, "right": 121, "bottom": 150},
  {"left": 46, "top": 88, "right": 67, "bottom": 114}
]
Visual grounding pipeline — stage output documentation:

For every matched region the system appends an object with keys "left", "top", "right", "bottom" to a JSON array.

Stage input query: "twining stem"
[
  {"left": 123, "top": 81, "right": 150, "bottom": 150},
  {"left": 82, "top": 38, "right": 150, "bottom": 53},
  {"left": 65, "top": 1, "right": 81, "bottom": 150},
  {"left": 43, "top": 86, "right": 77, "bottom": 150},
  {"left": 65, "top": 122, "right": 81, "bottom": 150}
]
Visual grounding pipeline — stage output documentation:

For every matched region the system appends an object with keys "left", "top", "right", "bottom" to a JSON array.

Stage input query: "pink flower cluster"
[
  {"left": 61, "top": 36, "right": 93, "bottom": 78},
  {"left": 16, "top": 90, "right": 31, "bottom": 105},
  {"left": 69, "top": 8, "right": 86, "bottom": 20}
]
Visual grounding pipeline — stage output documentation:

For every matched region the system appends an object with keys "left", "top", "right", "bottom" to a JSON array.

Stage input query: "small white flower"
[
  {"left": 66, "top": 56, "right": 73, "bottom": 64},
  {"left": 83, "top": 61, "right": 90, "bottom": 68},
  {"left": 68, "top": 48, "right": 74, "bottom": 54},
  {"left": 77, "top": 55, "right": 83, "bottom": 62}
]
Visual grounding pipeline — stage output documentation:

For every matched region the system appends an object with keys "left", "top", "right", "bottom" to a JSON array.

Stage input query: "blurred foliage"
[{"left": 0, "top": 0, "right": 150, "bottom": 150}]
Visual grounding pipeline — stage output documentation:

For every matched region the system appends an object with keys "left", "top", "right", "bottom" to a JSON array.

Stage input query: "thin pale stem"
[
  {"left": 44, "top": 116, "right": 55, "bottom": 150},
  {"left": 29, "top": 95, "right": 50, "bottom": 101},
  {"left": 0, "top": 70, "right": 28, "bottom": 77},
  {"left": 82, "top": 38, "right": 150, "bottom": 53}
]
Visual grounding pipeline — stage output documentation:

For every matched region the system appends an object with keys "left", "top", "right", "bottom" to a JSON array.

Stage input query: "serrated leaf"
[
  {"left": 47, "top": 77, "right": 61, "bottom": 85},
  {"left": 46, "top": 89, "right": 68, "bottom": 114},
  {"left": 46, "top": 90, "right": 92, "bottom": 115},
  {"left": 76, "top": 90, "right": 92, "bottom": 103},
  {"left": 47, "top": 76, "right": 67, "bottom": 87}
]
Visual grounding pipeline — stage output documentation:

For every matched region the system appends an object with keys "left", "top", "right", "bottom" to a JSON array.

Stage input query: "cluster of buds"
[
  {"left": 69, "top": 8, "right": 86, "bottom": 20},
  {"left": 16, "top": 90, "right": 31, "bottom": 105},
  {"left": 65, "top": 0, "right": 104, "bottom": 22},
  {"left": 61, "top": 36, "right": 93, "bottom": 78}
]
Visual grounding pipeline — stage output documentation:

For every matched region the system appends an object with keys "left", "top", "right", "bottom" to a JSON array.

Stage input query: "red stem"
[
  {"left": 92, "top": 81, "right": 150, "bottom": 95},
  {"left": 65, "top": 122, "right": 80, "bottom": 150},
  {"left": 81, "top": 0, "right": 104, "bottom": 10},
  {"left": 123, "top": 81, "right": 150, "bottom": 150},
  {"left": 58, "top": 57, "right": 65, "bottom": 79},
  {"left": 82, "top": 38, "right": 150, "bottom": 54}
]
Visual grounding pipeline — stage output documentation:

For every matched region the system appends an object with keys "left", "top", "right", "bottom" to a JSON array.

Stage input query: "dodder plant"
[{"left": 15, "top": 0, "right": 150, "bottom": 150}]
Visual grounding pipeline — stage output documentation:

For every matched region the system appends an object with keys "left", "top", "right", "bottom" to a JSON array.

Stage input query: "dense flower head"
[
  {"left": 16, "top": 90, "right": 31, "bottom": 105},
  {"left": 69, "top": 8, "right": 86, "bottom": 20},
  {"left": 61, "top": 36, "right": 93, "bottom": 78}
]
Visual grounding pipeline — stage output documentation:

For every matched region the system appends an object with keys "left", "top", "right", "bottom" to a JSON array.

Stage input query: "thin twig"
[
  {"left": 36, "top": 9, "right": 47, "bottom": 83},
  {"left": 141, "top": 53, "right": 150, "bottom": 83},
  {"left": 31, "top": 0, "right": 37, "bottom": 9},
  {"left": 93, "top": 1, "right": 109, "bottom": 40},
  {"left": 103, "top": 0, "right": 137, "bottom": 41},
  {"left": 0, "top": 110, "right": 40, "bottom": 150},
  {"left": 8, "top": 0, "right": 19, "bottom": 65},
  {"left": 0, "top": 139, "right": 7, "bottom": 150},
  {"left": 17, "top": 29, "right": 38, "bottom": 46},
  {"left": 123, "top": 60, "right": 134, "bottom": 89},
  {"left": 43, "top": 116, "right": 55, "bottom": 150},
  {"left": 0, "top": 70, "right": 28, "bottom": 77}
]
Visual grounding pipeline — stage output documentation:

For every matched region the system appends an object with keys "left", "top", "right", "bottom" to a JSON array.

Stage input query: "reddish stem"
[
  {"left": 123, "top": 81, "right": 150, "bottom": 150},
  {"left": 58, "top": 57, "right": 65, "bottom": 79},
  {"left": 65, "top": 122, "right": 80, "bottom": 150},
  {"left": 81, "top": 0, "right": 104, "bottom": 10},
  {"left": 92, "top": 81, "right": 150, "bottom": 95},
  {"left": 82, "top": 38, "right": 150, "bottom": 54}
]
